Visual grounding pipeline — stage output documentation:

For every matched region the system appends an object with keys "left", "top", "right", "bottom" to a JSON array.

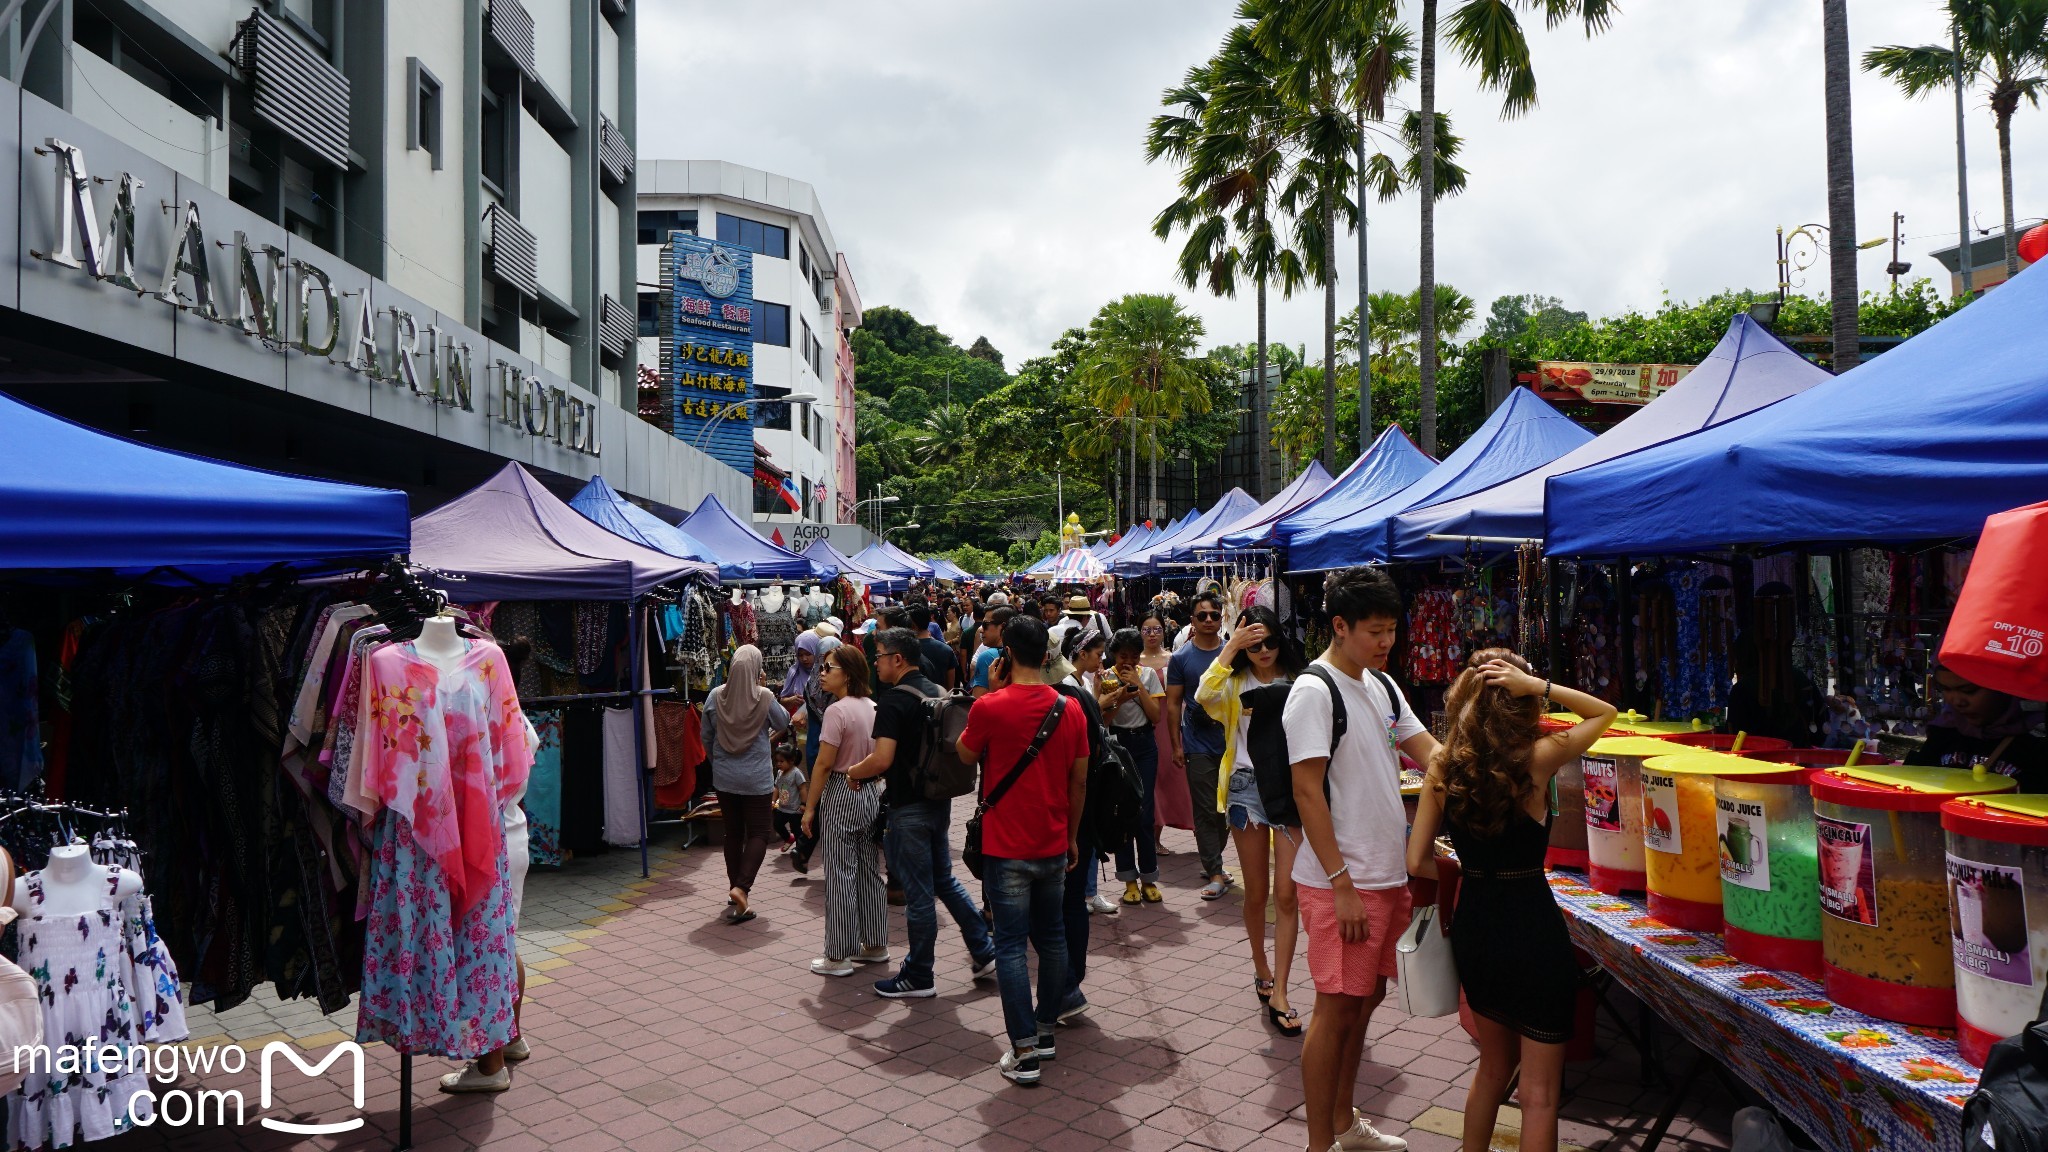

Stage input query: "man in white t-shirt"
[{"left": 1284, "top": 567, "right": 1439, "bottom": 1152}]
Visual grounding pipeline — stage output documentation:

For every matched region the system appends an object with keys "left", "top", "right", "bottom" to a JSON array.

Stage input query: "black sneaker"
[
  {"left": 970, "top": 953, "right": 997, "bottom": 981},
  {"left": 1035, "top": 1031, "right": 1056, "bottom": 1061},
  {"left": 874, "top": 974, "right": 936, "bottom": 1000},
  {"left": 1056, "top": 991, "right": 1088, "bottom": 1025},
  {"left": 997, "top": 1048, "right": 1040, "bottom": 1086}
]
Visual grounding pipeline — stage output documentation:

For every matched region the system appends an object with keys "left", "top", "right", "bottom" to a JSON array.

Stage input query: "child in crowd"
[{"left": 771, "top": 744, "right": 808, "bottom": 851}]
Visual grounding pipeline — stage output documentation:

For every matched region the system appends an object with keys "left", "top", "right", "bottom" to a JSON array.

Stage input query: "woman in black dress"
[{"left": 1407, "top": 649, "right": 1615, "bottom": 1152}]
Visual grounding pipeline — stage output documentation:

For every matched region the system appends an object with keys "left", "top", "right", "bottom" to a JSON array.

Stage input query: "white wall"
[
  {"left": 383, "top": 3, "right": 467, "bottom": 317},
  {"left": 69, "top": 48, "right": 227, "bottom": 195},
  {"left": 525, "top": 0, "right": 574, "bottom": 105},
  {"left": 599, "top": 20, "right": 620, "bottom": 121},
  {"left": 520, "top": 111, "right": 573, "bottom": 301},
  {"left": 142, "top": 0, "right": 242, "bottom": 53}
]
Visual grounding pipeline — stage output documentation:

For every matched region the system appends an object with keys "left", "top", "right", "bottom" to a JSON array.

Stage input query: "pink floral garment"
[{"left": 362, "top": 639, "right": 536, "bottom": 916}]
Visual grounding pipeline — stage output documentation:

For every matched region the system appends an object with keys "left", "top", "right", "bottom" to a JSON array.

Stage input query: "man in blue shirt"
[
  {"left": 969, "top": 607, "right": 1014, "bottom": 697},
  {"left": 1164, "top": 591, "right": 1233, "bottom": 898}
]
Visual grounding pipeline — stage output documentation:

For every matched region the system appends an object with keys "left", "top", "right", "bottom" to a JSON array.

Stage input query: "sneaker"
[
  {"left": 502, "top": 1037, "right": 530, "bottom": 1064},
  {"left": 1055, "top": 991, "right": 1088, "bottom": 1025},
  {"left": 1336, "top": 1110, "right": 1408, "bottom": 1151},
  {"left": 811, "top": 957, "right": 855, "bottom": 977},
  {"left": 437, "top": 1062, "right": 510, "bottom": 1094},
  {"left": 970, "top": 954, "right": 998, "bottom": 981},
  {"left": 1120, "top": 880, "right": 1143, "bottom": 905},
  {"left": 1087, "top": 893, "right": 1120, "bottom": 915},
  {"left": 853, "top": 946, "right": 893, "bottom": 964},
  {"left": 874, "top": 974, "right": 937, "bottom": 999},
  {"left": 997, "top": 1047, "right": 1040, "bottom": 1086},
  {"left": 1141, "top": 883, "right": 1164, "bottom": 903},
  {"left": 1034, "top": 1031, "right": 1056, "bottom": 1061}
]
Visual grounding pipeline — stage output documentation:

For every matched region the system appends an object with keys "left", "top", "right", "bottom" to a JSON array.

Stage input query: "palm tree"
[
  {"left": 910, "top": 403, "right": 970, "bottom": 468},
  {"left": 1823, "top": 0, "right": 1861, "bottom": 371},
  {"left": 1866, "top": 0, "right": 2048, "bottom": 279},
  {"left": 1148, "top": 26, "right": 1302, "bottom": 498},
  {"left": 1078, "top": 295, "right": 1214, "bottom": 520}
]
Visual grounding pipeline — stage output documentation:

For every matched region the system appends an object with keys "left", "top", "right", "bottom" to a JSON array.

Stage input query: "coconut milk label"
[{"left": 1946, "top": 853, "right": 2034, "bottom": 986}]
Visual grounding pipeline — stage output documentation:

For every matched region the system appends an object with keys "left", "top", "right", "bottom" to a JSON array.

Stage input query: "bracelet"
[
  {"left": 1327, "top": 865, "right": 1350, "bottom": 882},
  {"left": 1543, "top": 680, "right": 1552, "bottom": 701}
]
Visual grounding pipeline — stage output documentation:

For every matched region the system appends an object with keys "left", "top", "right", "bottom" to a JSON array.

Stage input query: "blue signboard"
[{"left": 663, "top": 233, "right": 756, "bottom": 473}]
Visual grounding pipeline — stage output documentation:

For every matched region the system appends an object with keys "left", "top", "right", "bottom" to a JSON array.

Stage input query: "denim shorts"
[{"left": 1227, "top": 767, "right": 1269, "bottom": 830}]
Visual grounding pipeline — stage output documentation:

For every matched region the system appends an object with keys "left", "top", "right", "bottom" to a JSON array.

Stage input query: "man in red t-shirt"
[{"left": 957, "top": 615, "right": 1090, "bottom": 1087}]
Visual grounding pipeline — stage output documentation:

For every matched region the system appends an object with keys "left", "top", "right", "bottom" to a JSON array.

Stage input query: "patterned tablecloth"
[{"left": 1547, "top": 872, "right": 1972, "bottom": 1152}]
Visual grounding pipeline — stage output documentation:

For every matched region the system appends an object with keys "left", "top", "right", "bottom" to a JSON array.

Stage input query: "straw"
[
  {"left": 1731, "top": 731, "right": 1748, "bottom": 753},
  {"left": 1846, "top": 739, "right": 1865, "bottom": 768}
]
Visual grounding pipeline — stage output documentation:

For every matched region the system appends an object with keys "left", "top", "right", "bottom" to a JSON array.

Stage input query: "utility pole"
[
  {"left": 1952, "top": 17, "right": 1975, "bottom": 296},
  {"left": 1055, "top": 469, "right": 1064, "bottom": 548},
  {"left": 1886, "top": 212, "right": 1911, "bottom": 293}
]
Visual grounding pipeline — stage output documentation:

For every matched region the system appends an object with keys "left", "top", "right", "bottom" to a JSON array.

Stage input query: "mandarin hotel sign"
[{"left": 30, "top": 137, "right": 599, "bottom": 455}]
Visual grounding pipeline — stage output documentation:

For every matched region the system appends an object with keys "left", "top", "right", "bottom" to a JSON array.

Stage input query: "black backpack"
[
  {"left": 1245, "top": 665, "right": 1407, "bottom": 826},
  {"left": 1961, "top": 984, "right": 2048, "bottom": 1152},
  {"left": 1053, "top": 684, "right": 1143, "bottom": 853},
  {"left": 909, "top": 684, "right": 979, "bottom": 801}
]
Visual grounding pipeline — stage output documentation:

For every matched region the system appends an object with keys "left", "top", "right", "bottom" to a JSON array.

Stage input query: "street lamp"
[
  {"left": 853, "top": 493, "right": 899, "bottom": 535},
  {"left": 690, "top": 393, "right": 819, "bottom": 449},
  {"left": 882, "top": 523, "right": 921, "bottom": 541}
]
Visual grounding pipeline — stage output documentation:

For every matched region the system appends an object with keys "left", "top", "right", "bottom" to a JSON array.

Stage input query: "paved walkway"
[{"left": 129, "top": 824, "right": 1739, "bottom": 1151}]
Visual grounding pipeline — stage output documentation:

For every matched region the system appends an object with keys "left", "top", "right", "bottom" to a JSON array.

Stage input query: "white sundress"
[{"left": 8, "top": 867, "right": 155, "bottom": 1148}]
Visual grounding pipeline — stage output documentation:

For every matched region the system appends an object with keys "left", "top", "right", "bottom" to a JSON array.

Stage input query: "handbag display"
[
  {"left": 1391, "top": 903, "right": 1460, "bottom": 1018},
  {"left": 962, "top": 698, "right": 1067, "bottom": 881}
]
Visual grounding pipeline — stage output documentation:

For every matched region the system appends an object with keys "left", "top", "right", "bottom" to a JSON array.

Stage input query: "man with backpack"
[
  {"left": 842, "top": 628, "right": 997, "bottom": 999},
  {"left": 1286, "top": 568, "right": 1439, "bottom": 1152},
  {"left": 957, "top": 615, "right": 1091, "bottom": 1085}
]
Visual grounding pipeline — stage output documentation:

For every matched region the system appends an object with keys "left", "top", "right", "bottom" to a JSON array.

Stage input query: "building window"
[
  {"left": 716, "top": 213, "right": 789, "bottom": 260},
  {"left": 751, "top": 302, "right": 790, "bottom": 347},
  {"left": 637, "top": 209, "right": 698, "bottom": 245},
  {"left": 799, "top": 404, "right": 811, "bottom": 440},
  {"left": 799, "top": 318, "right": 813, "bottom": 376},
  {"left": 480, "top": 85, "right": 512, "bottom": 194},
  {"left": 637, "top": 292, "right": 658, "bottom": 337},
  {"left": 408, "top": 59, "right": 443, "bottom": 170}
]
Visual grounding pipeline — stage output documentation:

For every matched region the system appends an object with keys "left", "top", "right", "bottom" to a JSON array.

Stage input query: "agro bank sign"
[
  {"left": 22, "top": 130, "right": 598, "bottom": 456},
  {"left": 662, "top": 233, "right": 754, "bottom": 473}
]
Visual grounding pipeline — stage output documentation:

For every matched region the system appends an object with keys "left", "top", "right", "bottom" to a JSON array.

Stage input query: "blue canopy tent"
[
  {"left": 1288, "top": 388, "right": 1594, "bottom": 570},
  {"left": 677, "top": 494, "right": 817, "bottom": 581},
  {"left": 927, "top": 557, "right": 971, "bottom": 583},
  {"left": 1097, "top": 521, "right": 1163, "bottom": 565},
  {"left": 856, "top": 539, "right": 936, "bottom": 580},
  {"left": 1546, "top": 263, "right": 2048, "bottom": 557},
  {"left": 1, "top": 389, "right": 408, "bottom": 572},
  {"left": 1231, "top": 425, "right": 1435, "bottom": 550},
  {"left": 801, "top": 539, "right": 905, "bottom": 589},
  {"left": 1022, "top": 552, "right": 1059, "bottom": 576},
  {"left": 1390, "top": 315, "right": 1830, "bottom": 560},
  {"left": 567, "top": 476, "right": 724, "bottom": 575},
  {"left": 1115, "top": 489, "right": 1261, "bottom": 576},
  {"left": 1163, "top": 462, "right": 1334, "bottom": 561}
]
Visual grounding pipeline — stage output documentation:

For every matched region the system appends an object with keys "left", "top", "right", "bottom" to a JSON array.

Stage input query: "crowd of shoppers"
[{"left": 704, "top": 571, "right": 1597, "bottom": 1152}]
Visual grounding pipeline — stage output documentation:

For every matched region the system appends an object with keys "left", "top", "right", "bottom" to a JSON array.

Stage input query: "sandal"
[
  {"left": 1266, "top": 1003, "right": 1303, "bottom": 1037},
  {"left": 1254, "top": 978, "right": 1275, "bottom": 1004},
  {"left": 1199, "top": 876, "right": 1233, "bottom": 901}
]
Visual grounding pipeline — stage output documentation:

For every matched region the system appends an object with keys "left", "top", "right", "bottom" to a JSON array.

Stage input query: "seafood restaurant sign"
[{"left": 1533, "top": 361, "right": 1694, "bottom": 407}]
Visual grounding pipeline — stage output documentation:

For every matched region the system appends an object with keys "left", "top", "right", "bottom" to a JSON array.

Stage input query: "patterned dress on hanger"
[{"left": 8, "top": 869, "right": 156, "bottom": 1147}]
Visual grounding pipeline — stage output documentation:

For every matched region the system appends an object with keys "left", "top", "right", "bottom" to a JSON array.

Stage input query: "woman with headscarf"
[
  {"left": 702, "top": 644, "right": 791, "bottom": 923},
  {"left": 779, "top": 629, "right": 832, "bottom": 770}
]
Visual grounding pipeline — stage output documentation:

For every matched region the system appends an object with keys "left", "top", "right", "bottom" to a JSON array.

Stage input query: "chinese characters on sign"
[{"left": 664, "top": 234, "right": 756, "bottom": 471}]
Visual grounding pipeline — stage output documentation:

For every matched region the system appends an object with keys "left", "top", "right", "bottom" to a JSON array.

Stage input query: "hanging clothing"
[
  {"left": 601, "top": 706, "right": 642, "bottom": 849},
  {"left": 8, "top": 869, "right": 157, "bottom": 1146},
  {"left": 525, "top": 710, "right": 565, "bottom": 868},
  {"left": 0, "top": 628, "right": 42, "bottom": 792},
  {"left": 757, "top": 604, "right": 799, "bottom": 683}
]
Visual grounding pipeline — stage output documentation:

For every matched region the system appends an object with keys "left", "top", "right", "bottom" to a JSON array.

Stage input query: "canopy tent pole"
[
  {"left": 1545, "top": 559, "right": 1565, "bottom": 680},
  {"left": 1617, "top": 558, "right": 1635, "bottom": 710},
  {"left": 1426, "top": 534, "right": 1541, "bottom": 547},
  {"left": 631, "top": 598, "right": 651, "bottom": 880}
]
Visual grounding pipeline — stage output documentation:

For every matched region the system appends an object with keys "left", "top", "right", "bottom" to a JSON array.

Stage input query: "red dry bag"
[{"left": 1941, "top": 500, "right": 2048, "bottom": 700}]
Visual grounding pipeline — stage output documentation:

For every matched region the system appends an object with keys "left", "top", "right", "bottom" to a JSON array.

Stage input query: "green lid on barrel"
[
  {"left": 1589, "top": 736, "right": 1686, "bottom": 758},
  {"left": 1644, "top": 751, "right": 1805, "bottom": 777},
  {"left": 1811, "top": 763, "right": 2019, "bottom": 812}
]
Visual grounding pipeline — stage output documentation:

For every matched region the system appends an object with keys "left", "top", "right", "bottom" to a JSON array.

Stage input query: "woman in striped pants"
[{"left": 799, "top": 645, "right": 887, "bottom": 975}]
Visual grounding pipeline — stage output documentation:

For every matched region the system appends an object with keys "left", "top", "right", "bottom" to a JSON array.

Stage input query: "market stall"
[
  {"left": 1390, "top": 314, "right": 1830, "bottom": 561},
  {"left": 1223, "top": 424, "right": 1435, "bottom": 551},
  {"left": 1287, "top": 387, "right": 1592, "bottom": 570},
  {"left": 567, "top": 475, "right": 723, "bottom": 570},
  {"left": 677, "top": 493, "right": 820, "bottom": 582},
  {"left": 1544, "top": 261, "right": 2048, "bottom": 558},
  {"left": 1113, "top": 488, "right": 1260, "bottom": 577},
  {"left": 1160, "top": 461, "right": 1333, "bottom": 562}
]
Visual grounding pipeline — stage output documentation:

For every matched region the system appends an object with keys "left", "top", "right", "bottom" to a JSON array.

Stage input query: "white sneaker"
[
  {"left": 997, "top": 1047, "right": 1040, "bottom": 1086},
  {"left": 853, "top": 946, "right": 893, "bottom": 964},
  {"left": 437, "top": 1062, "right": 511, "bottom": 1094},
  {"left": 1086, "top": 894, "right": 1120, "bottom": 915},
  {"left": 1335, "top": 1110, "right": 1407, "bottom": 1151},
  {"left": 502, "top": 1037, "right": 530, "bottom": 1063},
  {"left": 811, "top": 957, "right": 855, "bottom": 977}
]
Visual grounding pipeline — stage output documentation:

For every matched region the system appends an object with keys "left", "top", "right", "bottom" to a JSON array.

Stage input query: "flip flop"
[
  {"left": 723, "top": 905, "right": 755, "bottom": 925},
  {"left": 1199, "top": 878, "right": 1232, "bottom": 901}
]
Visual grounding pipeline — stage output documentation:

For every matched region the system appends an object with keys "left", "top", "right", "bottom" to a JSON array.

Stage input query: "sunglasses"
[
  {"left": 1194, "top": 612, "right": 1222, "bottom": 622},
  {"left": 1247, "top": 636, "right": 1280, "bottom": 651}
]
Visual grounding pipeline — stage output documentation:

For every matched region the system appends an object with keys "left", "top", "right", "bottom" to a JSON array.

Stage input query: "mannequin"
[
  {"left": 761, "top": 584, "right": 787, "bottom": 615},
  {"left": 730, "top": 587, "right": 744, "bottom": 605},
  {"left": 414, "top": 614, "right": 468, "bottom": 674},
  {"left": 12, "top": 840, "right": 141, "bottom": 919}
]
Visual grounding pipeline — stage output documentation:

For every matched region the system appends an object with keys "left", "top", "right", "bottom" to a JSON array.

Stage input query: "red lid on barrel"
[
  {"left": 1941, "top": 795, "right": 2048, "bottom": 848},
  {"left": 1808, "top": 765, "right": 2018, "bottom": 813}
]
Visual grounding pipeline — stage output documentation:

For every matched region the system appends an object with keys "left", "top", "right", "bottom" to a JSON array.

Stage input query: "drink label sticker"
[
  {"left": 1816, "top": 816, "right": 1878, "bottom": 925},
  {"left": 1716, "top": 795, "right": 1771, "bottom": 892},
  {"left": 1947, "top": 853, "right": 2034, "bottom": 987},
  {"left": 1643, "top": 770, "right": 1682, "bottom": 855},
  {"left": 1582, "top": 757, "right": 1621, "bottom": 833}
]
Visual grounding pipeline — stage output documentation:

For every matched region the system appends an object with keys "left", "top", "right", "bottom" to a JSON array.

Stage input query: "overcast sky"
[{"left": 639, "top": 1, "right": 2045, "bottom": 366}]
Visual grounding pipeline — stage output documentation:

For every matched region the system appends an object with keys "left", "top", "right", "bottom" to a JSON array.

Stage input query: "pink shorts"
[{"left": 1298, "top": 883, "right": 1413, "bottom": 997}]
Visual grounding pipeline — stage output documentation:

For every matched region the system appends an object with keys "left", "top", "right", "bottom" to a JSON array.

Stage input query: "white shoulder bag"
[
  {"left": 0, "top": 848, "right": 45, "bottom": 1097},
  {"left": 1392, "top": 903, "right": 1460, "bottom": 1018}
]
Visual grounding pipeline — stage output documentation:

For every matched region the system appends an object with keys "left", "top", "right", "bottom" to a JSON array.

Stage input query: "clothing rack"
[{"left": 520, "top": 687, "right": 678, "bottom": 707}]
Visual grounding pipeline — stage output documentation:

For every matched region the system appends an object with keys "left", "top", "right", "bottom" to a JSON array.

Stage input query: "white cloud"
[{"left": 639, "top": 0, "right": 2045, "bottom": 365}]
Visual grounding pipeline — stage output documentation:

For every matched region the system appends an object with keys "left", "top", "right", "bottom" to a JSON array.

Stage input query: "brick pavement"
[{"left": 122, "top": 826, "right": 1740, "bottom": 1151}]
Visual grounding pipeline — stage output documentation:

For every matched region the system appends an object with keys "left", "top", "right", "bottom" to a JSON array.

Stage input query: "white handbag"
[
  {"left": 1392, "top": 903, "right": 1460, "bottom": 1018},
  {"left": 0, "top": 849, "right": 45, "bottom": 1097}
]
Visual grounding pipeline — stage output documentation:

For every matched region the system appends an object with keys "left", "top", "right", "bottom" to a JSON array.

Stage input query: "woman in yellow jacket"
[{"left": 1193, "top": 604, "right": 1304, "bottom": 1035}]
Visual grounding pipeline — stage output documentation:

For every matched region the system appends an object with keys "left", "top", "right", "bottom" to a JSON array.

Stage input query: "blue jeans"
[
  {"left": 803, "top": 710, "right": 824, "bottom": 771},
  {"left": 1062, "top": 830, "right": 1094, "bottom": 1000},
  {"left": 986, "top": 854, "right": 1069, "bottom": 1046},
  {"left": 884, "top": 798, "right": 993, "bottom": 984}
]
